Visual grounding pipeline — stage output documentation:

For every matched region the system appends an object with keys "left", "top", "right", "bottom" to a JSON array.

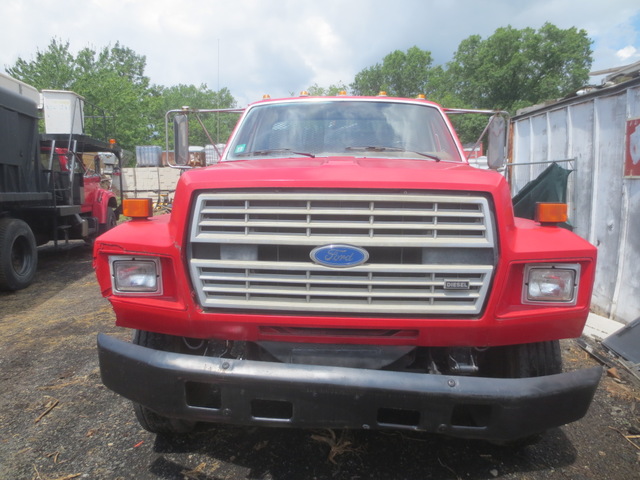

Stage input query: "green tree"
[
  {"left": 5, "top": 39, "right": 238, "bottom": 154},
  {"left": 74, "top": 45, "right": 159, "bottom": 149},
  {"left": 307, "top": 81, "right": 348, "bottom": 96},
  {"left": 156, "top": 84, "right": 238, "bottom": 148},
  {"left": 7, "top": 38, "right": 77, "bottom": 90},
  {"left": 351, "top": 46, "right": 434, "bottom": 97},
  {"left": 6, "top": 38, "right": 157, "bottom": 151},
  {"left": 447, "top": 23, "right": 593, "bottom": 112}
]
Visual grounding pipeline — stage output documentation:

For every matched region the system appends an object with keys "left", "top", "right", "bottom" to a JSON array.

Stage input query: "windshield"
[{"left": 225, "top": 100, "right": 462, "bottom": 162}]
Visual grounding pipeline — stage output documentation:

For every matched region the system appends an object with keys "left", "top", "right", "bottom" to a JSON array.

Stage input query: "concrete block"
[{"left": 583, "top": 312, "right": 624, "bottom": 341}]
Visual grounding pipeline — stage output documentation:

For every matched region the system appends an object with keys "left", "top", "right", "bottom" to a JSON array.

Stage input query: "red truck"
[
  {"left": 0, "top": 74, "right": 120, "bottom": 291},
  {"left": 95, "top": 94, "right": 600, "bottom": 444}
]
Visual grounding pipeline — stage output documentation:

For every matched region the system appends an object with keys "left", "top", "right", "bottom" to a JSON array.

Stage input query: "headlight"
[
  {"left": 109, "top": 256, "right": 162, "bottom": 295},
  {"left": 523, "top": 264, "right": 580, "bottom": 305}
]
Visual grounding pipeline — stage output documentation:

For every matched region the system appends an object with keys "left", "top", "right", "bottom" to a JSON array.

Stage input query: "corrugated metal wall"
[{"left": 511, "top": 79, "right": 640, "bottom": 325}]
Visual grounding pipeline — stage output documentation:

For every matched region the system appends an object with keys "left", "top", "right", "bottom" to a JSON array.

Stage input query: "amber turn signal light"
[
  {"left": 535, "top": 203, "right": 568, "bottom": 224},
  {"left": 123, "top": 198, "right": 153, "bottom": 218}
]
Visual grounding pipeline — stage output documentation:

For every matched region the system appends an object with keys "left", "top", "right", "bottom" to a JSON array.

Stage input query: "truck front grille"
[{"left": 189, "top": 191, "right": 496, "bottom": 316}]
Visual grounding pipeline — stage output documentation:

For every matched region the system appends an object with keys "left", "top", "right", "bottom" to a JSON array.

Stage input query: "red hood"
[
  {"left": 176, "top": 156, "right": 506, "bottom": 192},
  {"left": 168, "top": 157, "right": 515, "bottom": 234}
]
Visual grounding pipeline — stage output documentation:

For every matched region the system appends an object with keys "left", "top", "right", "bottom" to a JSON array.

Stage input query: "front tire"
[
  {"left": 133, "top": 403, "right": 196, "bottom": 434},
  {"left": 98, "top": 207, "right": 117, "bottom": 235},
  {"left": 501, "top": 340, "right": 563, "bottom": 378},
  {"left": 0, "top": 218, "right": 38, "bottom": 291},
  {"left": 482, "top": 340, "right": 563, "bottom": 446},
  {"left": 131, "top": 330, "right": 197, "bottom": 434}
]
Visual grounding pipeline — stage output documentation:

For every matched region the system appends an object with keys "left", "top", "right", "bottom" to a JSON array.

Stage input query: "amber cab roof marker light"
[
  {"left": 535, "top": 202, "right": 568, "bottom": 224},
  {"left": 123, "top": 198, "right": 153, "bottom": 219}
]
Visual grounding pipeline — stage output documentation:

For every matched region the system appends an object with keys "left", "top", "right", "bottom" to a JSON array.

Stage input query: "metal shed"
[{"left": 510, "top": 73, "right": 640, "bottom": 325}]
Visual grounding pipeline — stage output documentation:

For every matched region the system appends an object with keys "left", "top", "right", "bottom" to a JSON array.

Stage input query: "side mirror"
[
  {"left": 174, "top": 114, "right": 189, "bottom": 166},
  {"left": 487, "top": 115, "right": 507, "bottom": 170}
]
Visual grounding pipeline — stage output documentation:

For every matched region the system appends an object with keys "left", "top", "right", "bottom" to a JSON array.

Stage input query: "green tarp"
[{"left": 511, "top": 162, "right": 572, "bottom": 228}]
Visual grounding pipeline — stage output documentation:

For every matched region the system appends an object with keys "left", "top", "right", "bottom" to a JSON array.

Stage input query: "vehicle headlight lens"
[
  {"left": 109, "top": 256, "right": 162, "bottom": 295},
  {"left": 523, "top": 264, "right": 580, "bottom": 304}
]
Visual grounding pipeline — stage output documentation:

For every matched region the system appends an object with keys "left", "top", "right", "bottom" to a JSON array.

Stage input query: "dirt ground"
[{"left": 1, "top": 242, "right": 639, "bottom": 480}]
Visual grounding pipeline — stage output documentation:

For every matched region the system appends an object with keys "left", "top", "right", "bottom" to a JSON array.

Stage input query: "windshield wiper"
[
  {"left": 247, "top": 148, "right": 316, "bottom": 158},
  {"left": 345, "top": 146, "right": 441, "bottom": 162}
]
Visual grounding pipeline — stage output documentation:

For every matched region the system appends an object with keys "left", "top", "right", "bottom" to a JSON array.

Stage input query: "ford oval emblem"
[{"left": 310, "top": 244, "right": 369, "bottom": 268}]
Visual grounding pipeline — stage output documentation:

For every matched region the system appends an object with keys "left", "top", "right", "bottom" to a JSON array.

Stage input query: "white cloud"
[{"left": 616, "top": 46, "right": 639, "bottom": 61}]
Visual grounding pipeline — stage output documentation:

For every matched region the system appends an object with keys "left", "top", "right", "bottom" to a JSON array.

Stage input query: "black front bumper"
[{"left": 97, "top": 333, "right": 601, "bottom": 442}]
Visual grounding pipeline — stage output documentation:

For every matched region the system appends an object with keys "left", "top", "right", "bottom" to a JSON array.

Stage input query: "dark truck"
[
  {"left": 0, "top": 73, "right": 121, "bottom": 290},
  {"left": 95, "top": 94, "right": 600, "bottom": 444}
]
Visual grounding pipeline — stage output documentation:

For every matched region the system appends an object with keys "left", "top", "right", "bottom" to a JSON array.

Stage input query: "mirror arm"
[
  {"left": 193, "top": 112, "right": 223, "bottom": 159},
  {"left": 467, "top": 114, "right": 496, "bottom": 161}
]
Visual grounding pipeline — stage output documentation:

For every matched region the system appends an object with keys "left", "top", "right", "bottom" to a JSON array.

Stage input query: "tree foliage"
[
  {"left": 5, "top": 38, "right": 237, "bottom": 155},
  {"left": 7, "top": 38, "right": 77, "bottom": 90},
  {"left": 7, "top": 39, "right": 155, "bottom": 150},
  {"left": 156, "top": 84, "right": 238, "bottom": 148},
  {"left": 307, "top": 82, "right": 348, "bottom": 96},
  {"left": 346, "top": 24, "right": 591, "bottom": 142},
  {"left": 347, "top": 24, "right": 592, "bottom": 116},
  {"left": 351, "top": 46, "right": 434, "bottom": 97},
  {"left": 447, "top": 23, "right": 593, "bottom": 112}
]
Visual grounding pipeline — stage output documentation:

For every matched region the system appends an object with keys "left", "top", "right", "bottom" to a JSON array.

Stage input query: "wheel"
[
  {"left": 98, "top": 207, "right": 117, "bottom": 235},
  {"left": 482, "top": 340, "right": 562, "bottom": 447},
  {"left": 482, "top": 340, "right": 563, "bottom": 378},
  {"left": 503, "top": 340, "right": 563, "bottom": 378},
  {"left": 0, "top": 218, "right": 38, "bottom": 291},
  {"left": 133, "top": 403, "right": 196, "bottom": 434},
  {"left": 131, "top": 330, "right": 197, "bottom": 434}
]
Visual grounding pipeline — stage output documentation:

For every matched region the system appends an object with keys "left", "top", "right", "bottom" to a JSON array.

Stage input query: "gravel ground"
[{"left": 1, "top": 241, "right": 639, "bottom": 480}]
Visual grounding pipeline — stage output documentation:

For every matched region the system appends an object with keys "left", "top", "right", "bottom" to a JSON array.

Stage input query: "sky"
[{"left": 2, "top": 0, "right": 640, "bottom": 107}]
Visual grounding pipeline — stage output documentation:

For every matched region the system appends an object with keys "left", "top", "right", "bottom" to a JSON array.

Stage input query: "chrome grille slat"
[
  {"left": 202, "top": 285, "right": 481, "bottom": 299},
  {"left": 200, "top": 206, "right": 485, "bottom": 218},
  {"left": 195, "top": 259, "right": 491, "bottom": 274},
  {"left": 195, "top": 235, "right": 490, "bottom": 247},
  {"left": 193, "top": 192, "right": 494, "bottom": 248},
  {"left": 199, "top": 273, "right": 484, "bottom": 288},
  {"left": 189, "top": 191, "right": 496, "bottom": 315},
  {"left": 198, "top": 220, "right": 487, "bottom": 232}
]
